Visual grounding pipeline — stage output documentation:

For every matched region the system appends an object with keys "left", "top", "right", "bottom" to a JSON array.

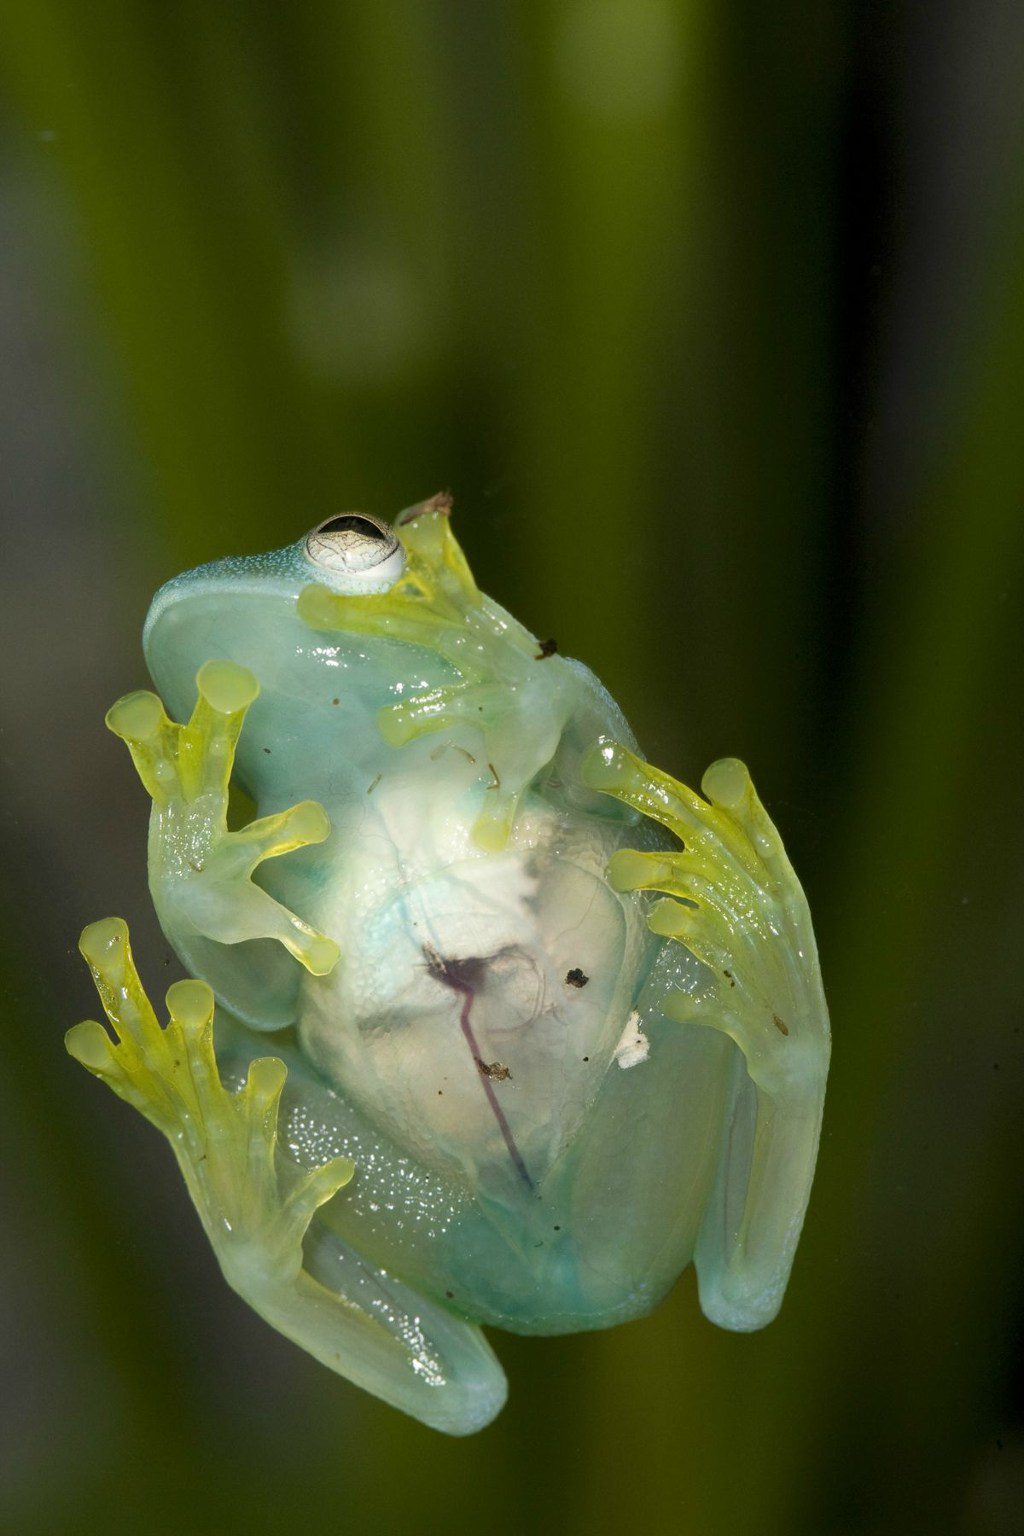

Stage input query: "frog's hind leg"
[
  {"left": 107, "top": 661, "right": 340, "bottom": 1028},
  {"left": 582, "top": 741, "right": 830, "bottom": 1331},
  {"left": 66, "top": 919, "right": 507, "bottom": 1434}
]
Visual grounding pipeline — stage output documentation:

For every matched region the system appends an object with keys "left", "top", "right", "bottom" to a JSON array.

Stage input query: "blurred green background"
[{"left": 1, "top": 3, "right": 1022, "bottom": 1533}]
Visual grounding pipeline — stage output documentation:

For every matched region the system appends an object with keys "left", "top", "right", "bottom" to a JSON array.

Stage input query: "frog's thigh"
[{"left": 693, "top": 1051, "right": 826, "bottom": 1331}]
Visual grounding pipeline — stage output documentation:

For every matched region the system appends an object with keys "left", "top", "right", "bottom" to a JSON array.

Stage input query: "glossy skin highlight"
[{"left": 67, "top": 495, "right": 830, "bottom": 1434}]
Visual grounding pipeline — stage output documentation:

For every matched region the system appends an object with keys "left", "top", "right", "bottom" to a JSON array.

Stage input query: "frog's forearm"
[
  {"left": 582, "top": 738, "right": 830, "bottom": 1329},
  {"left": 107, "top": 660, "right": 339, "bottom": 977},
  {"left": 66, "top": 919, "right": 507, "bottom": 1435}
]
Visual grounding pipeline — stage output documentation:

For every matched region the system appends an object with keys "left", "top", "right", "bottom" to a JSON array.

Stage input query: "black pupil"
[{"left": 317, "top": 514, "right": 387, "bottom": 541}]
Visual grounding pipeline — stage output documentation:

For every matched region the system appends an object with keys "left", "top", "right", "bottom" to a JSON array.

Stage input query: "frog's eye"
[{"left": 304, "top": 512, "right": 406, "bottom": 590}]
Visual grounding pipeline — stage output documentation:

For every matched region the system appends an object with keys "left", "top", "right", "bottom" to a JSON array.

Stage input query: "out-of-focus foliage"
[{"left": 1, "top": 3, "right": 1022, "bottom": 1533}]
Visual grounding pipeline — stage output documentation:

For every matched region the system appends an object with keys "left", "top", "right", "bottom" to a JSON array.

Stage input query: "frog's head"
[
  {"left": 143, "top": 504, "right": 410, "bottom": 700},
  {"left": 145, "top": 493, "right": 624, "bottom": 846},
  {"left": 141, "top": 499, "right": 471, "bottom": 798}
]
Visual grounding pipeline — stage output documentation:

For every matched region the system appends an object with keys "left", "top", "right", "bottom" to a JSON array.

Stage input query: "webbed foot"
[
  {"left": 67, "top": 918, "right": 353, "bottom": 1288},
  {"left": 107, "top": 661, "right": 339, "bottom": 976},
  {"left": 66, "top": 920, "right": 508, "bottom": 1433},
  {"left": 582, "top": 741, "right": 829, "bottom": 1096}
]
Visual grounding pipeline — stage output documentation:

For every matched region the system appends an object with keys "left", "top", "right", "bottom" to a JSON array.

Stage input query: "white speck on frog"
[{"left": 614, "top": 1010, "right": 648, "bottom": 1069}]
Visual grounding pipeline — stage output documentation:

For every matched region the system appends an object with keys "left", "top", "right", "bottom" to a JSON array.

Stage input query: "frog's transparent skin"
[{"left": 67, "top": 495, "right": 830, "bottom": 1435}]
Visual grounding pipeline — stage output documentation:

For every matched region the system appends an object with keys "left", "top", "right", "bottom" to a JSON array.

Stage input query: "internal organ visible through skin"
[{"left": 423, "top": 946, "right": 534, "bottom": 1190}]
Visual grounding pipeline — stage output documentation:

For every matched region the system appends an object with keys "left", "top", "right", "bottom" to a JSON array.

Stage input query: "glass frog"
[{"left": 67, "top": 494, "right": 830, "bottom": 1435}]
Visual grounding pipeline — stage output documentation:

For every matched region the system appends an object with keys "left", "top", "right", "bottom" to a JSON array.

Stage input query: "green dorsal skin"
[{"left": 67, "top": 495, "right": 830, "bottom": 1434}]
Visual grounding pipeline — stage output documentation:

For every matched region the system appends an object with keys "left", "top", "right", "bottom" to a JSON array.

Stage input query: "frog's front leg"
[
  {"left": 297, "top": 507, "right": 574, "bottom": 853},
  {"left": 66, "top": 919, "right": 507, "bottom": 1434},
  {"left": 582, "top": 741, "right": 830, "bottom": 1331},
  {"left": 107, "top": 661, "right": 339, "bottom": 1024}
]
